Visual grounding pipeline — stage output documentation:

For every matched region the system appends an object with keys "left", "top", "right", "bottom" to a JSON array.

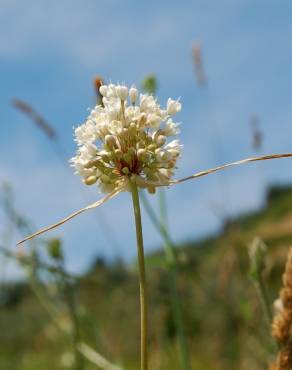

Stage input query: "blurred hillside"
[{"left": 1, "top": 184, "right": 292, "bottom": 370}]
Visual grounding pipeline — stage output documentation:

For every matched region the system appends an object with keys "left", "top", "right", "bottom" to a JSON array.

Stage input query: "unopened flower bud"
[
  {"left": 95, "top": 161, "right": 107, "bottom": 172},
  {"left": 123, "top": 152, "right": 132, "bottom": 164},
  {"left": 138, "top": 113, "right": 147, "bottom": 126},
  {"left": 156, "top": 150, "right": 167, "bottom": 161},
  {"left": 129, "top": 86, "right": 138, "bottom": 103},
  {"left": 86, "top": 143, "right": 97, "bottom": 156},
  {"left": 84, "top": 175, "right": 97, "bottom": 185},
  {"left": 105, "top": 135, "right": 117, "bottom": 150},
  {"left": 107, "top": 84, "right": 117, "bottom": 97},
  {"left": 137, "top": 141, "right": 145, "bottom": 149},
  {"left": 114, "top": 149, "right": 123, "bottom": 159},
  {"left": 143, "top": 167, "right": 153, "bottom": 177},
  {"left": 137, "top": 148, "right": 146, "bottom": 159},
  {"left": 100, "top": 174, "right": 110, "bottom": 183},
  {"left": 137, "top": 148, "right": 150, "bottom": 162},
  {"left": 129, "top": 122, "right": 137, "bottom": 134},
  {"left": 99, "top": 85, "right": 108, "bottom": 97},
  {"left": 101, "top": 153, "right": 110, "bottom": 163},
  {"left": 148, "top": 143, "right": 157, "bottom": 151},
  {"left": 147, "top": 187, "right": 156, "bottom": 194},
  {"left": 122, "top": 167, "right": 130, "bottom": 175},
  {"left": 128, "top": 147, "right": 136, "bottom": 156},
  {"left": 116, "top": 85, "right": 128, "bottom": 100},
  {"left": 156, "top": 135, "right": 166, "bottom": 146},
  {"left": 167, "top": 98, "right": 181, "bottom": 115},
  {"left": 148, "top": 173, "right": 159, "bottom": 181}
]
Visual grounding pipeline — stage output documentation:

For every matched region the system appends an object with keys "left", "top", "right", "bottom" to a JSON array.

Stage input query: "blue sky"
[{"left": 1, "top": 0, "right": 292, "bottom": 277}]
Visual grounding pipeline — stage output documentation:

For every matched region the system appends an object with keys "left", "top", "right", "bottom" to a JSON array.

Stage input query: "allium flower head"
[
  {"left": 70, "top": 83, "right": 182, "bottom": 194},
  {"left": 17, "top": 78, "right": 292, "bottom": 246}
]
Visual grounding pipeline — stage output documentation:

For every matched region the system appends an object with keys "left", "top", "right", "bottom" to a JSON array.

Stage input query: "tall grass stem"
[
  {"left": 141, "top": 190, "right": 191, "bottom": 370},
  {"left": 130, "top": 181, "right": 148, "bottom": 370}
]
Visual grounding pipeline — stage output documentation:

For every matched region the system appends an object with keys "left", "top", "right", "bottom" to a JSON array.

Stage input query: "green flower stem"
[
  {"left": 29, "top": 273, "right": 64, "bottom": 332},
  {"left": 59, "top": 261, "right": 84, "bottom": 370},
  {"left": 141, "top": 190, "right": 191, "bottom": 370},
  {"left": 130, "top": 180, "right": 148, "bottom": 370},
  {"left": 254, "top": 270, "right": 273, "bottom": 325}
]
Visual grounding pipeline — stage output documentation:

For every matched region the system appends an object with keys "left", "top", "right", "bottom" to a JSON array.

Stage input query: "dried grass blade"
[
  {"left": 17, "top": 187, "right": 123, "bottom": 245},
  {"left": 171, "top": 153, "right": 292, "bottom": 185},
  {"left": 77, "top": 342, "right": 123, "bottom": 370},
  {"left": 12, "top": 98, "right": 57, "bottom": 140}
]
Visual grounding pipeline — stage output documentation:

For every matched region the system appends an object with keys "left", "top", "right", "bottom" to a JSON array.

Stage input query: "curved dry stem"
[
  {"left": 17, "top": 186, "right": 124, "bottom": 245},
  {"left": 17, "top": 153, "right": 292, "bottom": 246},
  {"left": 171, "top": 153, "right": 292, "bottom": 185},
  {"left": 134, "top": 153, "right": 292, "bottom": 189}
]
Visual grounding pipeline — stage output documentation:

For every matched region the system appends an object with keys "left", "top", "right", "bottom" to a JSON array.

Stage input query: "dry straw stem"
[
  {"left": 12, "top": 96, "right": 121, "bottom": 254},
  {"left": 12, "top": 98, "right": 56, "bottom": 140},
  {"left": 270, "top": 247, "right": 292, "bottom": 370},
  {"left": 192, "top": 40, "right": 207, "bottom": 87},
  {"left": 18, "top": 185, "right": 125, "bottom": 245},
  {"left": 77, "top": 342, "right": 123, "bottom": 370},
  {"left": 17, "top": 153, "right": 292, "bottom": 245},
  {"left": 169, "top": 154, "right": 292, "bottom": 185}
]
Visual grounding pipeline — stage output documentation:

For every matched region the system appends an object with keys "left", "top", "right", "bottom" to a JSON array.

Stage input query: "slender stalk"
[
  {"left": 248, "top": 238, "right": 278, "bottom": 353},
  {"left": 141, "top": 191, "right": 191, "bottom": 370},
  {"left": 248, "top": 238, "right": 273, "bottom": 325},
  {"left": 158, "top": 189, "right": 191, "bottom": 370},
  {"left": 140, "top": 192, "right": 175, "bottom": 265},
  {"left": 59, "top": 261, "right": 84, "bottom": 370},
  {"left": 130, "top": 180, "right": 148, "bottom": 370},
  {"left": 255, "top": 271, "right": 273, "bottom": 325}
]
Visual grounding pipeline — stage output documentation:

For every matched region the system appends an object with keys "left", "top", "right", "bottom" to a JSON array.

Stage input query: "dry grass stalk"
[
  {"left": 192, "top": 40, "right": 207, "bottom": 87},
  {"left": 17, "top": 153, "right": 292, "bottom": 246},
  {"left": 270, "top": 247, "right": 292, "bottom": 370},
  {"left": 170, "top": 153, "right": 292, "bottom": 185},
  {"left": 17, "top": 184, "right": 125, "bottom": 245},
  {"left": 251, "top": 113, "right": 263, "bottom": 152},
  {"left": 77, "top": 342, "right": 123, "bottom": 370},
  {"left": 12, "top": 98, "right": 56, "bottom": 140}
]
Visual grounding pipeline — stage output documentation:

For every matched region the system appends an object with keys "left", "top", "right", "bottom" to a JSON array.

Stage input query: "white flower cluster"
[{"left": 70, "top": 83, "right": 182, "bottom": 193}]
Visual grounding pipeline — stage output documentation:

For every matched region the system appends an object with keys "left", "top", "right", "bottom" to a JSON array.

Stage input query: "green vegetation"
[{"left": 1, "top": 184, "right": 292, "bottom": 370}]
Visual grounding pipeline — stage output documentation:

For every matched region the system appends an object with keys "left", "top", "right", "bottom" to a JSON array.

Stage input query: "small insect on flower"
[{"left": 70, "top": 83, "right": 182, "bottom": 194}]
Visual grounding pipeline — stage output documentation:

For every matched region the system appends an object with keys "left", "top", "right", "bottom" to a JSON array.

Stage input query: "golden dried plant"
[{"left": 270, "top": 247, "right": 292, "bottom": 370}]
